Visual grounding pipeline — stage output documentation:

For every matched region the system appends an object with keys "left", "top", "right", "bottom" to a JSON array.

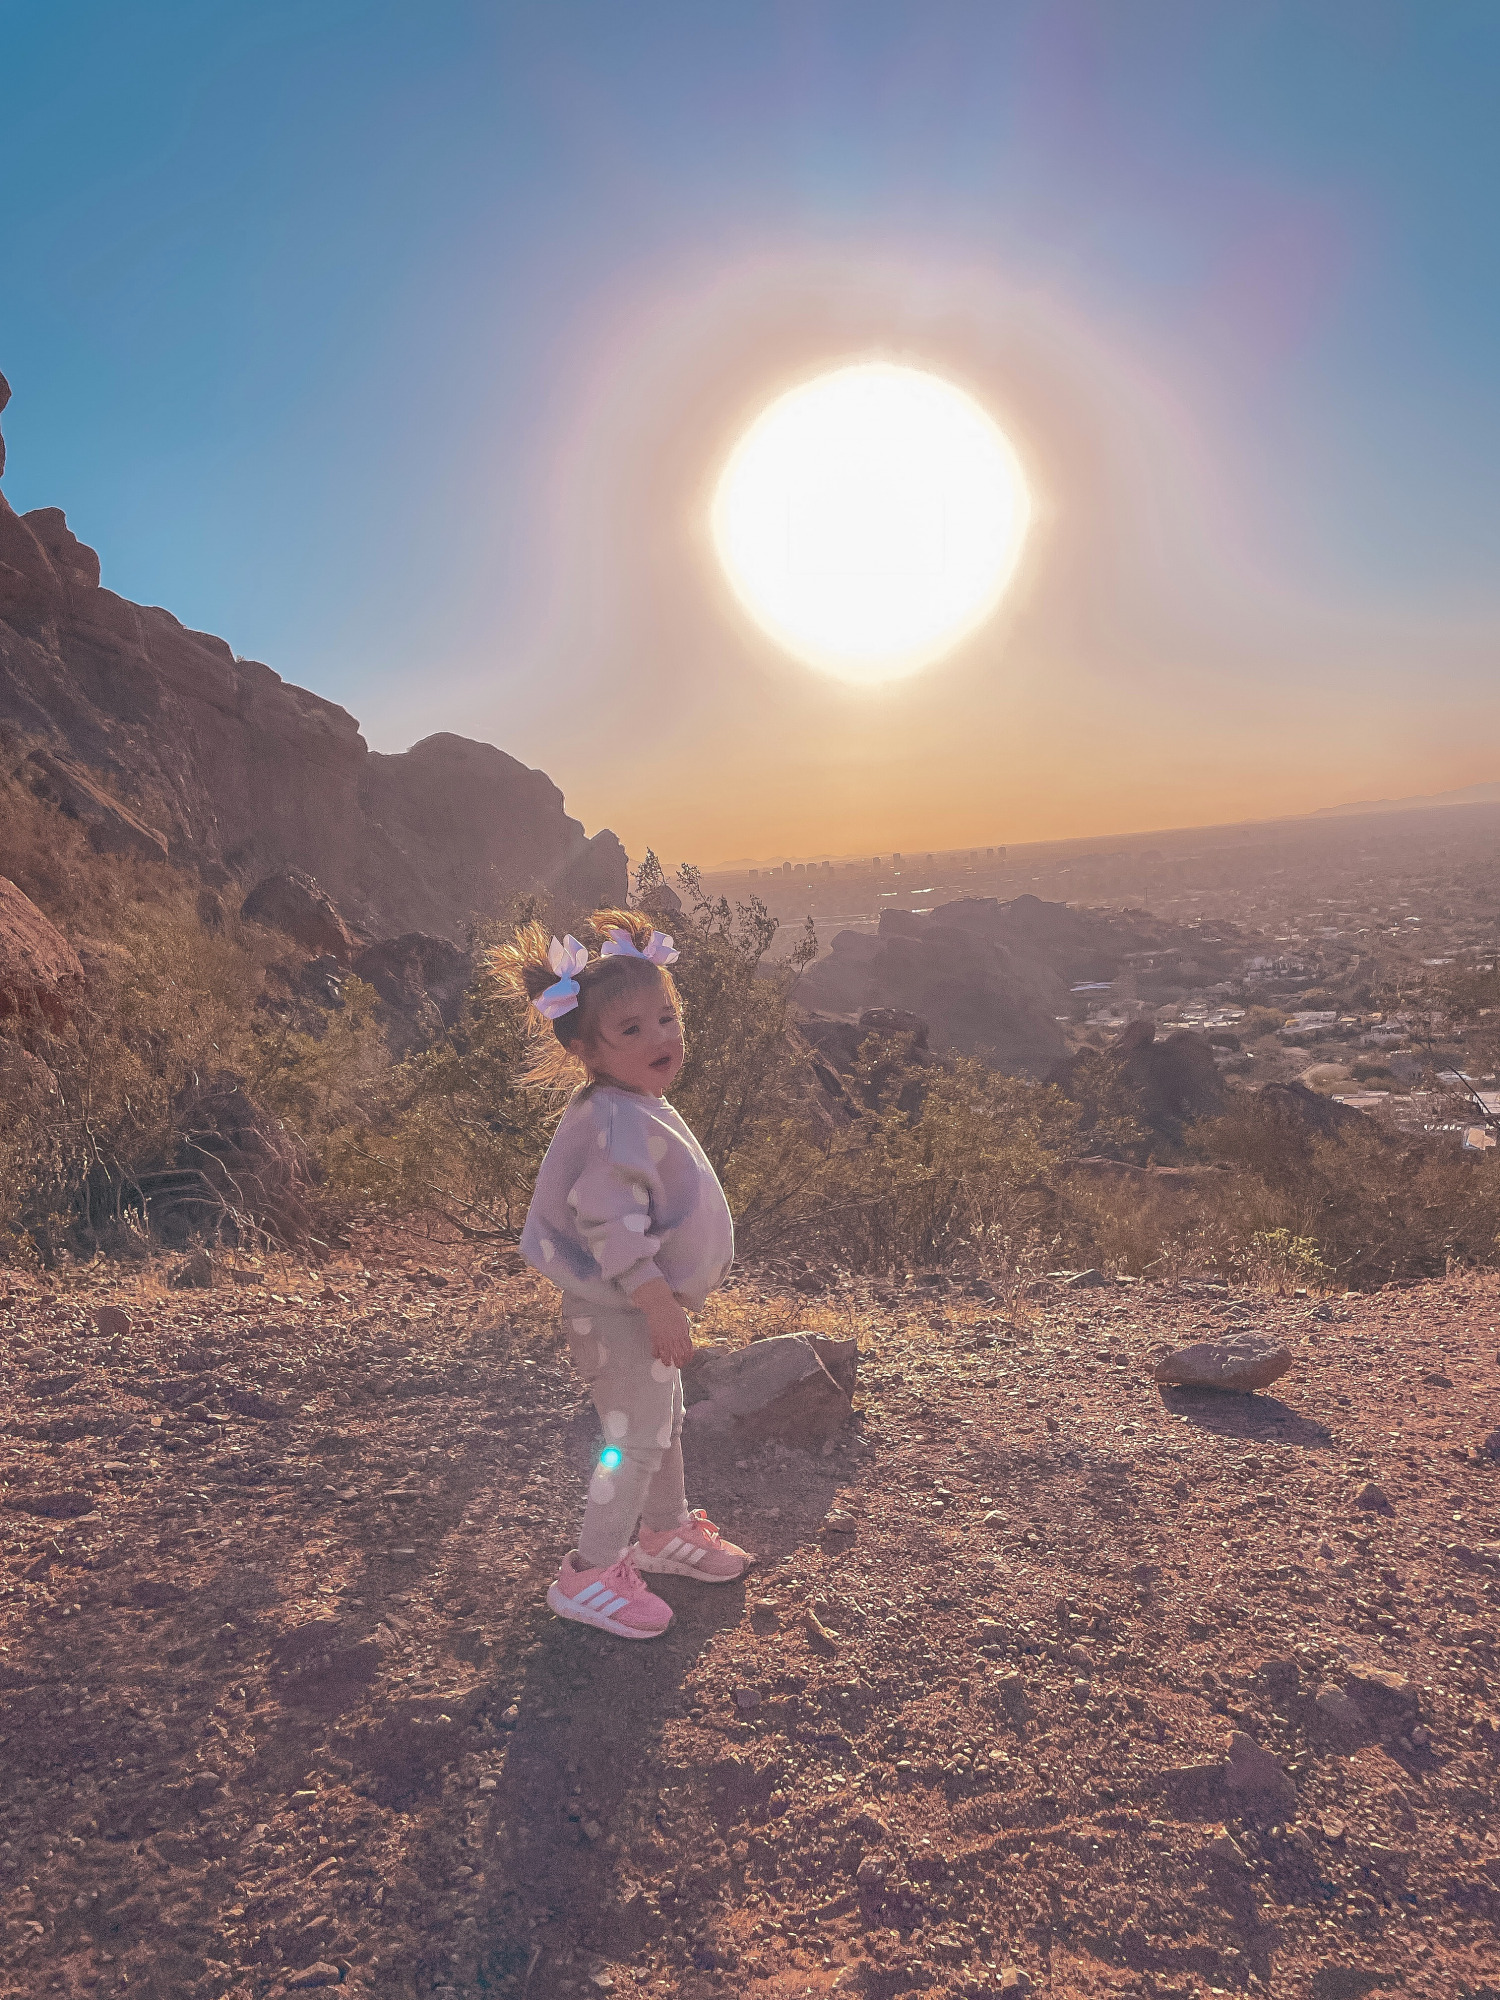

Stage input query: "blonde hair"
[{"left": 490, "top": 907, "right": 682, "bottom": 1090}]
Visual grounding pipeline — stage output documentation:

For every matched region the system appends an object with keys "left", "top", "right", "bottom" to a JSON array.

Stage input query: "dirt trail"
[{"left": 1, "top": 1247, "right": 1497, "bottom": 2000}]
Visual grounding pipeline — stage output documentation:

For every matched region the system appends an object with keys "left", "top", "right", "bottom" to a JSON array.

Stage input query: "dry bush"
[
  {"left": 726, "top": 1041, "right": 1076, "bottom": 1275},
  {"left": 326, "top": 928, "right": 556, "bottom": 1238},
  {"left": 1057, "top": 1096, "right": 1500, "bottom": 1289},
  {"left": 0, "top": 762, "right": 394, "bottom": 1258}
]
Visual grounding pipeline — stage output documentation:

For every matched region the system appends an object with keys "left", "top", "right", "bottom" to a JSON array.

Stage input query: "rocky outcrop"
[
  {"left": 0, "top": 374, "right": 626, "bottom": 941},
  {"left": 23, "top": 746, "right": 168, "bottom": 861},
  {"left": 0, "top": 874, "right": 84, "bottom": 1031},
  {"left": 242, "top": 871, "right": 360, "bottom": 964},
  {"left": 1049, "top": 1017, "right": 1226, "bottom": 1146},
  {"left": 351, "top": 933, "right": 471, "bottom": 1056},
  {"left": 796, "top": 907, "right": 1067, "bottom": 1075}
]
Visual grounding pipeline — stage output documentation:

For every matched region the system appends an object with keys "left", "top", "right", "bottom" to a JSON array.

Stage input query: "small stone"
[
  {"left": 983, "top": 1509, "right": 1004, "bottom": 1524},
  {"left": 1481, "top": 1428, "right": 1500, "bottom": 1462},
  {"left": 1315, "top": 1685, "right": 1361, "bottom": 1731},
  {"left": 1154, "top": 1337, "right": 1291, "bottom": 1393},
  {"left": 733, "top": 1686, "right": 761, "bottom": 1712},
  {"left": 1224, "top": 1730, "right": 1296, "bottom": 1811},
  {"left": 96, "top": 1305, "right": 131, "bottom": 1339},
  {"left": 1354, "top": 1480, "right": 1391, "bottom": 1511},
  {"left": 805, "top": 1609, "right": 840, "bottom": 1652},
  {"left": 1067, "top": 1643, "right": 1093, "bottom": 1670},
  {"left": 1207, "top": 1829, "right": 1248, "bottom": 1868},
  {"left": 500, "top": 1704, "right": 520, "bottom": 1728},
  {"left": 996, "top": 1673, "right": 1028, "bottom": 1714},
  {"left": 855, "top": 1855, "right": 886, "bottom": 1889},
  {"left": 582, "top": 1819, "right": 602, "bottom": 1841},
  {"left": 287, "top": 1967, "right": 341, "bottom": 1992},
  {"left": 997, "top": 1968, "right": 1034, "bottom": 1996}
]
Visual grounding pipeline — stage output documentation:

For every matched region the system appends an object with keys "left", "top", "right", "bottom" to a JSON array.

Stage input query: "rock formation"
[
  {"left": 241, "top": 871, "right": 360, "bottom": 964},
  {"left": 796, "top": 903, "right": 1068, "bottom": 1075},
  {"left": 0, "top": 874, "right": 84, "bottom": 1031},
  {"left": 0, "top": 373, "right": 625, "bottom": 940}
]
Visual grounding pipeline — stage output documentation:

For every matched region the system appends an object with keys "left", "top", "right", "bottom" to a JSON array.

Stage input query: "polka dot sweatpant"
[{"left": 562, "top": 1301, "right": 687, "bottom": 1568}]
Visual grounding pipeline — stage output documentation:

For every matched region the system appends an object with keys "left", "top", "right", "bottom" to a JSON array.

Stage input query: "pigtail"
[
  {"left": 588, "top": 907, "right": 656, "bottom": 953},
  {"left": 488, "top": 920, "right": 562, "bottom": 1015}
]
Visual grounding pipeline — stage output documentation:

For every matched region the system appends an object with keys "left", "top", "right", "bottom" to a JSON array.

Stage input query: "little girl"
[{"left": 495, "top": 908, "right": 750, "bottom": 1640}]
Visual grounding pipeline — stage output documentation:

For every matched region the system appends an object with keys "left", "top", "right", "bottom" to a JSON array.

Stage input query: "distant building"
[{"left": 1279, "top": 1011, "right": 1338, "bottom": 1038}]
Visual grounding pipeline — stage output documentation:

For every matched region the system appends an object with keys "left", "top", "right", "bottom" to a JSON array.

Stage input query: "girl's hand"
[{"left": 631, "top": 1277, "right": 696, "bottom": 1369}]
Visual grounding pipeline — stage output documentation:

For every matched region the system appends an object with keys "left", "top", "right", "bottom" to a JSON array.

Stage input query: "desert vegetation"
[{"left": 4, "top": 775, "right": 1500, "bottom": 1289}]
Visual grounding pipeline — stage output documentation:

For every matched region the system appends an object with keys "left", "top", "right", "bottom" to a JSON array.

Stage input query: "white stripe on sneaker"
[
  {"left": 598, "top": 1594, "right": 628, "bottom": 1616},
  {"left": 663, "top": 1538, "right": 686, "bottom": 1558},
  {"left": 685, "top": 1547, "right": 706, "bottom": 1564},
  {"left": 576, "top": 1582, "right": 607, "bottom": 1606}
]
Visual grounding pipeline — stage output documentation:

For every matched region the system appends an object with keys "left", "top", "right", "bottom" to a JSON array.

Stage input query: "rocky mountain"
[{"left": 0, "top": 371, "right": 625, "bottom": 941}]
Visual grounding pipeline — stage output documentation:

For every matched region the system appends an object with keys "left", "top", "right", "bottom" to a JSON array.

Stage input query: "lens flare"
[
  {"left": 712, "top": 361, "right": 1030, "bottom": 685},
  {"left": 599, "top": 1447, "right": 623, "bottom": 1470}
]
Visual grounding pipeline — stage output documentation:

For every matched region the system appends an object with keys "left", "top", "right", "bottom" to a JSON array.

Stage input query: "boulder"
[
  {"left": 352, "top": 931, "right": 470, "bottom": 1054},
  {"left": 242, "top": 870, "right": 359, "bottom": 963},
  {"left": 0, "top": 875, "right": 84, "bottom": 1031},
  {"left": 1154, "top": 1337, "right": 1292, "bottom": 1393},
  {"left": 24, "top": 747, "right": 168, "bottom": 860},
  {"left": 1345, "top": 1663, "right": 1418, "bottom": 1731},
  {"left": 682, "top": 1332, "right": 858, "bottom": 1449}
]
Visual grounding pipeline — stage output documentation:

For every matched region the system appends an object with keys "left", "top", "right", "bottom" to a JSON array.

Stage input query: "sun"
[{"left": 711, "top": 361, "right": 1030, "bottom": 685}]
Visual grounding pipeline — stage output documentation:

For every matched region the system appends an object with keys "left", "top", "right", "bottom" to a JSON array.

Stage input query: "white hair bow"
[
  {"left": 599, "top": 925, "right": 679, "bottom": 967},
  {"left": 533, "top": 935, "right": 589, "bottom": 1019}
]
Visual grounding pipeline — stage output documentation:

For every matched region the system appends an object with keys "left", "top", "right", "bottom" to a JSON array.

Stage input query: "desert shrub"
[
  {"left": 726, "top": 1038, "right": 1077, "bottom": 1273},
  {"left": 643, "top": 856, "right": 820, "bottom": 1177},
  {"left": 1051, "top": 1044, "right": 1150, "bottom": 1159},
  {"left": 325, "top": 921, "right": 556, "bottom": 1237},
  {"left": 1239, "top": 1227, "right": 1331, "bottom": 1292},
  {"left": 0, "top": 767, "right": 397, "bottom": 1257}
]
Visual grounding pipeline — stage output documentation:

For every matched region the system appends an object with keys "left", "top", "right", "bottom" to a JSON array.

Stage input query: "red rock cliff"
[{"left": 0, "top": 371, "right": 625, "bottom": 938}]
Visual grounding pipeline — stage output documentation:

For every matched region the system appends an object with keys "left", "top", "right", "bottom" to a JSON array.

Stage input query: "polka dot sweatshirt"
[{"left": 520, "top": 1082, "right": 734, "bottom": 1310}]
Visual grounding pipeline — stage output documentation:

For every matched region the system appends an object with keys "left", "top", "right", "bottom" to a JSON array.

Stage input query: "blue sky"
[{"left": 4, "top": 2, "right": 1499, "bottom": 860}]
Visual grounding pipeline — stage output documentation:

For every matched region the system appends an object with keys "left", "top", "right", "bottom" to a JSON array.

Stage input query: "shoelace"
[{"left": 598, "top": 1553, "right": 647, "bottom": 1595}]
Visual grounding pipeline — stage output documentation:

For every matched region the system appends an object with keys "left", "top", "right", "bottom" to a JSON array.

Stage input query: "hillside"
[{"left": 0, "top": 372, "right": 623, "bottom": 941}]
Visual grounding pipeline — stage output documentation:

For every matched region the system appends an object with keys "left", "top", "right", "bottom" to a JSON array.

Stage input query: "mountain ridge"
[{"left": 0, "top": 370, "right": 625, "bottom": 941}]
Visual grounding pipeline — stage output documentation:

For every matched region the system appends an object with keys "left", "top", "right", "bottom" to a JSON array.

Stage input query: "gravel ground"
[{"left": 1, "top": 1242, "right": 1497, "bottom": 2000}]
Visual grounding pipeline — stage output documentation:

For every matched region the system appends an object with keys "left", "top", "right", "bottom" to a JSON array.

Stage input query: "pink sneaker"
[
  {"left": 546, "top": 1551, "right": 673, "bottom": 1640},
  {"left": 632, "top": 1510, "right": 751, "bottom": 1583}
]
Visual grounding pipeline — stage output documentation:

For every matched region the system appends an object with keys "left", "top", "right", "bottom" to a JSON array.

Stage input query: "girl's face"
[{"left": 583, "top": 976, "right": 684, "bottom": 1096}]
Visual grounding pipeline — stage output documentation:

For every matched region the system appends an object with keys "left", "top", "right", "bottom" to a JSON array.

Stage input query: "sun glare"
[{"left": 711, "top": 361, "right": 1029, "bottom": 685}]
